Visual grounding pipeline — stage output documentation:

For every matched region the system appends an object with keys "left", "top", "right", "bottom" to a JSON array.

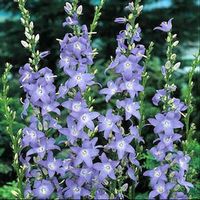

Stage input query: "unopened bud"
[
  {"left": 21, "top": 40, "right": 29, "bottom": 48},
  {"left": 77, "top": 5, "right": 83, "bottom": 15}
]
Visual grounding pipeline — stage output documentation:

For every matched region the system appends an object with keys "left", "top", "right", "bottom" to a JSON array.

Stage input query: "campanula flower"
[{"left": 154, "top": 18, "right": 173, "bottom": 32}]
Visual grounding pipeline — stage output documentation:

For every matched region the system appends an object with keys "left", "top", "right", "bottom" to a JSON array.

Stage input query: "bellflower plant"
[
  {"left": 7, "top": 0, "right": 197, "bottom": 199},
  {"left": 144, "top": 19, "right": 194, "bottom": 199},
  {"left": 100, "top": 0, "right": 146, "bottom": 197}
]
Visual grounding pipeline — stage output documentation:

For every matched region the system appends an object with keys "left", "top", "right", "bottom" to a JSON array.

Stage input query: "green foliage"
[
  {"left": 0, "top": 163, "right": 12, "bottom": 174},
  {"left": 0, "top": 181, "right": 17, "bottom": 199},
  {"left": 141, "top": 152, "right": 158, "bottom": 170},
  {"left": 135, "top": 192, "right": 149, "bottom": 199}
]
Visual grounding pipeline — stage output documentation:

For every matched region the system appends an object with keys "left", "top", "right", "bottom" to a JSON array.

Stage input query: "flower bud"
[
  {"left": 77, "top": 5, "right": 83, "bottom": 15},
  {"left": 21, "top": 40, "right": 29, "bottom": 48}
]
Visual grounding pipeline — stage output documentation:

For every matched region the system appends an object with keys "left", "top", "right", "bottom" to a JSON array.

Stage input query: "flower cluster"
[
  {"left": 17, "top": 0, "right": 194, "bottom": 199},
  {"left": 100, "top": 2, "right": 145, "bottom": 195},
  {"left": 144, "top": 20, "right": 193, "bottom": 199},
  {"left": 19, "top": 62, "right": 63, "bottom": 199}
]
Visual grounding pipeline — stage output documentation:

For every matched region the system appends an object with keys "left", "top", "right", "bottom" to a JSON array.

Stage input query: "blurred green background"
[{"left": 0, "top": 0, "right": 199, "bottom": 199}]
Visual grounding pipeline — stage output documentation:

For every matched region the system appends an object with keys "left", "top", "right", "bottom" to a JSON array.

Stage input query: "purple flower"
[
  {"left": 95, "top": 190, "right": 109, "bottom": 199},
  {"left": 63, "top": 14, "right": 79, "bottom": 26},
  {"left": 93, "top": 153, "right": 118, "bottom": 181},
  {"left": 150, "top": 146, "right": 166, "bottom": 161},
  {"left": 71, "top": 110, "right": 99, "bottom": 130},
  {"left": 59, "top": 117, "right": 89, "bottom": 144},
  {"left": 22, "top": 127, "right": 44, "bottom": 147},
  {"left": 27, "top": 138, "right": 60, "bottom": 159},
  {"left": 144, "top": 164, "right": 169, "bottom": 185},
  {"left": 131, "top": 27, "right": 142, "bottom": 42},
  {"left": 129, "top": 125, "right": 144, "bottom": 143},
  {"left": 127, "top": 167, "right": 137, "bottom": 181},
  {"left": 59, "top": 52, "right": 77, "bottom": 73},
  {"left": 117, "top": 98, "right": 140, "bottom": 120},
  {"left": 39, "top": 151, "right": 62, "bottom": 177},
  {"left": 174, "top": 151, "right": 191, "bottom": 172},
  {"left": 120, "top": 78, "right": 144, "bottom": 98},
  {"left": 172, "top": 98, "right": 187, "bottom": 112},
  {"left": 157, "top": 132, "right": 182, "bottom": 151},
  {"left": 72, "top": 167, "right": 93, "bottom": 184},
  {"left": 26, "top": 82, "right": 51, "bottom": 104},
  {"left": 99, "top": 80, "right": 119, "bottom": 102},
  {"left": 114, "top": 17, "right": 127, "bottom": 24},
  {"left": 107, "top": 132, "right": 135, "bottom": 159},
  {"left": 149, "top": 181, "right": 174, "bottom": 199},
  {"left": 67, "top": 69, "right": 95, "bottom": 92},
  {"left": 40, "top": 51, "right": 50, "bottom": 59},
  {"left": 57, "top": 82, "right": 69, "bottom": 99},
  {"left": 41, "top": 102, "right": 60, "bottom": 116},
  {"left": 98, "top": 109, "right": 122, "bottom": 139},
  {"left": 114, "top": 55, "right": 141, "bottom": 79},
  {"left": 152, "top": 89, "right": 166, "bottom": 106},
  {"left": 172, "top": 192, "right": 188, "bottom": 199},
  {"left": 71, "top": 138, "right": 99, "bottom": 167},
  {"left": 148, "top": 111, "right": 183, "bottom": 134},
  {"left": 154, "top": 18, "right": 173, "bottom": 32},
  {"left": 62, "top": 92, "right": 87, "bottom": 113},
  {"left": 33, "top": 180, "right": 54, "bottom": 199},
  {"left": 19, "top": 63, "right": 35, "bottom": 85},
  {"left": 174, "top": 171, "right": 193, "bottom": 192},
  {"left": 64, "top": 180, "right": 90, "bottom": 199},
  {"left": 43, "top": 114, "right": 62, "bottom": 130}
]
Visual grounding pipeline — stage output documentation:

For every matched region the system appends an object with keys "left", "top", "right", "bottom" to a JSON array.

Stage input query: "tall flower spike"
[
  {"left": 144, "top": 19, "right": 193, "bottom": 199},
  {"left": 55, "top": 1, "right": 107, "bottom": 199},
  {"left": 99, "top": 1, "right": 145, "bottom": 198},
  {"left": 17, "top": 0, "right": 62, "bottom": 198}
]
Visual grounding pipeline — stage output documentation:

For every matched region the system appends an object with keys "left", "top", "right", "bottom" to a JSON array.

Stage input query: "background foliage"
[{"left": 0, "top": 0, "right": 199, "bottom": 199}]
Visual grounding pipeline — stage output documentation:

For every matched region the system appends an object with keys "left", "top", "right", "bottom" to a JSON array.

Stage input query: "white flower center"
[
  {"left": 154, "top": 169, "right": 161, "bottom": 178},
  {"left": 81, "top": 114, "right": 89, "bottom": 123},
  {"left": 164, "top": 136, "right": 172, "bottom": 144},
  {"left": 111, "top": 88, "right": 117, "bottom": 95},
  {"left": 45, "top": 105, "right": 51, "bottom": 112},
  {"left": 71, "top": 127, "right": 79, "bottom": 136},
  {"left": 74, "top": 42, "right": 82, "bottom": 50},
  {"left": 157, "top": 185, "right": 165, "bottom": 194},
  {"left": 73, "top": 187, "right": 81, "bottom": 193},
  {"left": 179, "top": 159, "right": 185, "bottom": 168},
  {"left": 126, "top": 105, "right": 132, "bottom": 112},
  {"left": 81, "top": 149, "right": 88, "bottom": 157},
  {"left": 39, "top": 186, "right": 48, "bottom": 195},
  {"left": 155, "top": 151, "right": 162, "bottom": 156},
  {"left": 48, "top": 162, "right": 55, "bottom": 170},
  {"left": 27, "top": 130, "right": 36, "bottom": 139},
  {"left": 105, "top": 119, "right": 113, "bottom": 127},
  {"left": 104, "top": 164, "right": 112, "bottom": 173},
  {"left": 72, "top": 102, "right": 81, "bottom": 112},
  {"left": 38, "top": 146, "right": 45, "bottom": 153},
  {"left": 162, "top": 120, "right": 171, "bottom": 128},
  {"left": 22, "top": 72, "right": 31, "bottom": 82},
  {"left": 117, "top": 140, "right": 125, "bottom": 149},
  {"left": 37, "top": 86, "right": 44, "bottom": 97},
  {"left": 125, "top": 82, "right": 133, "bottom": 90},
  {"left": 124, "top": 61, "right": 131, "bottom": 69},
  {"left": 64, "top": 57, "right": 70, "bottom": 63},
  {"left": 80, "top": 169, "right": 88, "bottom": 176},
  {"left": 75, "top": 74, "right": 82, "bottom": 82}
]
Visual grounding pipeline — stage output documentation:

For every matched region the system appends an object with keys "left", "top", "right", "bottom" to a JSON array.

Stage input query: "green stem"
[
  {"left": 17, "top": 0, "right": 41, "bottom": 71},
  {"left": 163, "top": 32, "right": 177, "bottom": 111},
  {"left": 1, "top": 63, "right": 24, "bottom": 199},
  {"left": 90, "top": 0, "right": 105, "bottom": 39},
  {"left": 139, "top": 42, "right": 154, "bottom": 135},
  {"left": 184, "top": 50, "right": 200, "bottom": 140}
]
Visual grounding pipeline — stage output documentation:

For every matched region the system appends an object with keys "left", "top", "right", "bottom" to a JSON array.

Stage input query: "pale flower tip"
[{"left": 21, "top": 40, "right": 29, "bottom": 48}]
